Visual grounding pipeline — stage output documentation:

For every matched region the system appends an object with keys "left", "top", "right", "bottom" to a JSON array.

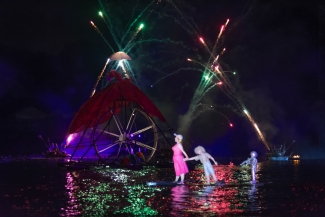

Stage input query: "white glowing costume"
[{"left": 240, "top": 151, "right": 258, "bottom": 183}]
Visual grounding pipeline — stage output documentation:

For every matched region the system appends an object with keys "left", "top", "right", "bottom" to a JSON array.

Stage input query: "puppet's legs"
[
  {"left": 251, "top": 168, "right": 256, "bottom": 183},
  {"left": 204, "top": 163, "right": 217, "bottom": 184}
]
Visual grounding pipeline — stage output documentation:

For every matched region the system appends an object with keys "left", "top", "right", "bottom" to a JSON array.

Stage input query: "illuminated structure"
[{"left": 64, "top": 53, "right": 172, "bottom": 165}]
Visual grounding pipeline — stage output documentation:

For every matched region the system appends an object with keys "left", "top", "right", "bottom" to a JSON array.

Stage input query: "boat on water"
[
  {"left": 38, "top": 135, "right": 70, "bottom": 158},
  {"left": 268, "top": 156, "right": 289, "bottom": 161},
  {"left": 266, "top": 140, "right": 297, "bottom": 161}
]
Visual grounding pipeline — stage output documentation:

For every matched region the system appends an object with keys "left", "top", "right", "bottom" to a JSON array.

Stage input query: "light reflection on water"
[{"left": 1, "top": 160, "right": 325, "bottom": 216}]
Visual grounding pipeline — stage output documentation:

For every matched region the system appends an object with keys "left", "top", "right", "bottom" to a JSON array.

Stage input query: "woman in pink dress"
[{"left": 172, "top": 134, "right": 189, "bottom": 184}]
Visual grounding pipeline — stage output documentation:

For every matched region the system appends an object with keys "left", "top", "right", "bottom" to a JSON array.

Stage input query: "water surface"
[{"left": 0, "top": 159, "right": 325, "bottom": 216}]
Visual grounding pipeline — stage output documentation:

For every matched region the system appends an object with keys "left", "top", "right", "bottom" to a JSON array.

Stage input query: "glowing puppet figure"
[
  {"left": 184, "top": 146, "right": 218, "bottom": 185},
  {"left": 172, "top": 134, "right": 189, "bottom": 184},
  {"left": 240, "top": 151, "right": 258, "bottom": 184}
]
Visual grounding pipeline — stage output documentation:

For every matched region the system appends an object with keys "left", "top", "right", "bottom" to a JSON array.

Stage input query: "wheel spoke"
[
  {"left": 95, "top": 129, "right": 120, "bottom": 138},
  {"left": 131, "top": 140, "right": 156, "bottom": 151},
  {"left": 97, "top": 141, "right": 120, "bottom": 153},
  {"left": 131, "top": 126, "right": 153, "bottom": 135},
  {"left": 111, "top": 110, "right": 124, "bottom": 134},
  {"left": 126, "top": 109, "right": 137, "bottom": 133}
]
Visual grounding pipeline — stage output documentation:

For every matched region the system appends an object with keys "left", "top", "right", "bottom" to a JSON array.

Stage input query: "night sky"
[{"left": 0, "top": 0, "right": 324, "bottom": 158}]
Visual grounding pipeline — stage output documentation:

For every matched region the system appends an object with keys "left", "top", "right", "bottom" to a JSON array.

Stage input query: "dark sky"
[{"left": 0, "top": 0, "right": 324, "bottom": 158}]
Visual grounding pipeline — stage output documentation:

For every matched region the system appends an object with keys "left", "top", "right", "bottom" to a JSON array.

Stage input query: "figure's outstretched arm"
[
  {"left": 208, "top": 155, "right": 218, "bottom": 165},
  {"left": 184, "top": 156, "right": 196, "bottom": 161},
  {"left": 240, "top": 158, "right": 250, "bottom": 166}
]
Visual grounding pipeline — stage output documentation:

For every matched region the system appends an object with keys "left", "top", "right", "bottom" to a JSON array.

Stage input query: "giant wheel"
[
  {"left": 93, "top": 106, "right": 158, "bottom": 163},
  {"left": 64, "top": 71, "right": 169, "bottom": 164}
]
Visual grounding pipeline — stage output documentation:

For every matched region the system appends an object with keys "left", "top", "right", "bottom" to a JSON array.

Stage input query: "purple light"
[
  {"left": 131, "top": 134, "right": 134, "bottom": 137},
  {"left": 138, "top": 135, "right": 141, "bottom": 137}
]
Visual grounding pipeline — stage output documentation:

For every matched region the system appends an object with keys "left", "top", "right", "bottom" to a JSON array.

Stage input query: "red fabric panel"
[{"left": 67, "top": 79, "right": 166, "bottom": 134}]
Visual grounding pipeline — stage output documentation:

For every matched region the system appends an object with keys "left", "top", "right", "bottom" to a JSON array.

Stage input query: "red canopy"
[{"left": 67, "top": 75, "right": 166, "bottom": 134}]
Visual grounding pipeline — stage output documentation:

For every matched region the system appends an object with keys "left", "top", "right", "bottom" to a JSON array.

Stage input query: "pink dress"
[{"left": 172, "top": 144, "right": 189, "bottom": 176}]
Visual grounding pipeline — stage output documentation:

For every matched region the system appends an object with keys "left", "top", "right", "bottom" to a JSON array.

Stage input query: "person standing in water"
[{"left": 172, "top": 133, "right": 189, "bottom": 184}]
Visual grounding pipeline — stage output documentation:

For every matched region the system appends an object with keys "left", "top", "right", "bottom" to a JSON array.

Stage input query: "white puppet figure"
[
  {"left": 240, "top": 151, "right": 258, "bottom": 184},
  {"left": 184, "top": 146, "right": 218, "bottom": 185}
]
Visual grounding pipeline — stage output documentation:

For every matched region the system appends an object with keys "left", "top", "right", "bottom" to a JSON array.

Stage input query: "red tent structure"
[{"left": 65, "top": 71, "right": 170, "bottom": 164}]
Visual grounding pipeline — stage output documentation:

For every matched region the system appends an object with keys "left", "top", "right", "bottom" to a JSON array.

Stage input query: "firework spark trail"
[
  {"left": 202, "top": 83, "right": 216, "bottom": 96},
  {"left": 219, "top": 78, "right": 269, "bottom": 149},
  {"left": 210, "top": 64, "right": 243, "bottom": 108},
  {"left": 97, "top": 0, "right": 122, "bottom": 50},
  {"left": 178, "top": 72, "right": 217, "bottom": 136},
  {"left": 92, "top": 1, "right": 269, "bottom": 150},
  {"left": 244, "top": 110, "right": 270, "bottom": 150},
  {"left": 217, "top": 85, "right": 244, "bottom": 112},
  {"left": 176, "top": 57, "right": 221, "bottom": 137},
  {"left": 125, "top": 0, "right": 140, "bottom": 29},
  {"left": 215, "top": 67, "right": 242, "bottom": 101},
  {"left": 123, "top": 61, "right": 139, "bottom": 86},
  {"left": 95, "top": 1, "right": 200, "bottom": 88},
  {"left": 199, "top": 37, "right": 214, "bottom": 58},
  {"left": 123, "top": 24, "right": 144, "bottom": 51},
  {"left": 126, "top": 38, "right": 197, "bottom": 53},
  {"left": 215, "top": 67, "right": 248, "bottom": 113},
  {"left": 90, "top": 58, "right": 110, "bottom": 97},
  {"left": 187, "top": 58, "right": 217, "bottom": 79},
  {"left": 149, "top": 10, "right": 194, "bottom": 36},
  {"left": 90, "top": 21, "right": 115, "bottom": 52},
  {"left": 213, "top": 62, "right": 270, "bottom": 150},
  {"left": 121, "top": 0, "right": 156, "bottom": 44},
  {"left": 100, "top": 12, "right": 122, "bottom": 50},
  {"left": 195, "top": 103, "right": 233, "bottom": 126},
  {"left": 151, "top": 67, "right": 204, "bottom": 87},
  {"left": 183, "top": 21, "right": 270, "bottom": 150},
  {"left": 169, "top": 0, "right": 200, "bottom": 37},
  {"left": 136, "top": 50, "right": 191, "bottom": 63},
  {"left": 175, "top": 82, "right": 189, "bottom": 101},
  {"left": 211, "top": 19, "right": 229, "bottom": 59},
  {"left": 211, "top": 104, "right": 243, "bottom": 117}
]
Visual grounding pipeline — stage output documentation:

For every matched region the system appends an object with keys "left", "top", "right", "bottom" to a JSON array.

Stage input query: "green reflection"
[{"left": 64, "top": 166, "right": 160, "bottom": 216}]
